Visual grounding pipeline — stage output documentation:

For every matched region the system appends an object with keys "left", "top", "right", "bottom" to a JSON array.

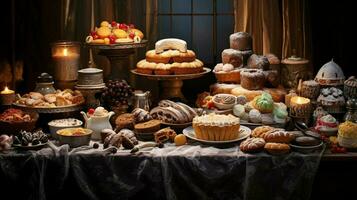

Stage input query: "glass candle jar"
[{"left": 51, "top": 41, "right": 80, "bottom": 90}]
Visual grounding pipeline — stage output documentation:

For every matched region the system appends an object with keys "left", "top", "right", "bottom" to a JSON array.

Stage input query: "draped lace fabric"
[{"left": 0, "top": 141, "right": 324, "bottom": 200}]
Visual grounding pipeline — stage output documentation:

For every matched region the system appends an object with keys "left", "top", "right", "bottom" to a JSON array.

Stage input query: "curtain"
[{"left": 234, "top": 0, "right": 310, "bottom": 60}]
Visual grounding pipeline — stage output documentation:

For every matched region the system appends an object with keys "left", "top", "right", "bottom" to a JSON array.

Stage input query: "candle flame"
[
  {"left": 4, "top": 86, "right": 9, "bottom": 92},
  {"left": 63, "top": 48, "right": 68, "bottom": 56}
]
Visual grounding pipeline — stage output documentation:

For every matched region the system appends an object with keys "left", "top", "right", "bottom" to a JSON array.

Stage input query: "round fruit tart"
[{"left": 86, "top": 20, "right": 144, "bottom": 45}]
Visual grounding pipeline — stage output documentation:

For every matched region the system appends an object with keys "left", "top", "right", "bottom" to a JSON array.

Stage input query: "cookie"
[
  {"left": 263, "top": 129, "right": 295, "bottom": 143},
  {"left": 264, "top": 142, "right": 290, "bottom": 155},
  {"left": 240, "top": 137, "right": 266, "bottom": 153},
  {"left": 252, "top": 126, "right": 275, "bottom": 138}
]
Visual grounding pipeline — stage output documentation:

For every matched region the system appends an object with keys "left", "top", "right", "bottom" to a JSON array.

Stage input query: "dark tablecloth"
[{"left": 0, "top": 142, "right": 324, "bottom": 200}]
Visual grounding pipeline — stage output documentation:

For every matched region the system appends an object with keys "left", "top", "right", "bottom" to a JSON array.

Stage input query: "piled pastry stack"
[
  {"left": 136, "top": 38, "right": 204, "bottom": 75},
  {"left": 213, "top": 32, "right": 252, "bottom": 83}
]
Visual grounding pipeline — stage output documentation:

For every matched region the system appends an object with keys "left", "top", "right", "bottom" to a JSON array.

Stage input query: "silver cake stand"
[
  {"left": 86, "top": 40, "right": 148, "bottom": 80},
  {"left": 131, "top": 67, "right": 211, "bottom": 101}
]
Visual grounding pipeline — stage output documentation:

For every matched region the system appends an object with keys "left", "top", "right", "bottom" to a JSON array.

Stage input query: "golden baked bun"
[
  {"left": 97, "top": 27, "right": 111, "bottom": 39},
  {"left": 172, "top": 50, "right": 196, "bottom": 63},
  {"left": 113, "top": 29, "right": 128, "bottom": 38},
  {"left": 146, "top": 50, "right": 171, "bottom": 64}
]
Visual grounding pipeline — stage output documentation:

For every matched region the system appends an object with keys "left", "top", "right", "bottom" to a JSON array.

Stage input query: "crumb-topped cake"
[{"left": 192, "top": 113, "right": 240, "bottom": 141}]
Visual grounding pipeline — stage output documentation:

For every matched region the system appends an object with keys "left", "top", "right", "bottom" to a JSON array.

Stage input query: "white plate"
[{"left": 183, "top": 125, "right": 251, "bottom": 144}]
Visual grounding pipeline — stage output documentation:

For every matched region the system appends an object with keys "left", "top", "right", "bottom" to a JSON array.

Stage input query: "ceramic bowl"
[
  {"left": 56, "top": 128, "right": 92, "bottom": 148},
  {"left": 212, "top": 94, "right": 237, "bottom": 110},
  {"left": 48, "top": 118, "right": 83, "bottom": 136}
]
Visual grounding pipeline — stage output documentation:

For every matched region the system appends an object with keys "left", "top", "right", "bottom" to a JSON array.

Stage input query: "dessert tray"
[
  {"left": 131, "top": 67, "right": 211, "bottom": 80},
  {"left": 12, "top": 142, "right": 48, "bottom": 150},
  {"left": 13, "top": 101, "right": 84, "bottom": 114},
  {"left": 183, "top": 125, "right": 251, "bottom": 145},
  {"left": 86, "top": 40, "right": 148, "bottom": 50}
]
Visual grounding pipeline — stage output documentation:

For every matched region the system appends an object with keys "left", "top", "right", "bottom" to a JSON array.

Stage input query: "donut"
[
  {"left": 172, "top": 50, "right": 196, "bottom": 63},
  {"left": 240, "top": 69, "right": 266, "bottom": 90},
  {"left": 146, "top": 50, "right": 171, "bottom": 63}
]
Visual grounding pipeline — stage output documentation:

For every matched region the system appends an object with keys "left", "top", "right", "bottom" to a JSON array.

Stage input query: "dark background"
[{"left": 0, "top": 0, "right": 355, "bottom": 98}]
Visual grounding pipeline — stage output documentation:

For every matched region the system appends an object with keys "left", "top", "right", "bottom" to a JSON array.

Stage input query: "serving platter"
[
  {"left": 161, "top": 121, "right": 192, "bottom": 129},
  {"left": 12, "top": 142, "right": 48, "bottom": 150},
  {"left": 13, "top": 101, "right": 84, "bottom": 114},
  {"left": 183, "top": 125, "right": 251, "bottom": 145}
]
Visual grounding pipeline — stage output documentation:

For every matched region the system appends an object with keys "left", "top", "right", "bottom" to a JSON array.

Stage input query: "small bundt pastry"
[
  {"left": 263, "top": 129, "right": 295, "bottom": 143},
  {"left": 301, "top": 80, "right": 320, "bottom": 100},
  {"left": 240, "top": 137, "right": 266, "bottom": 153},
  {"left": 264, "top": 142, "right": 290, "bottom": 155},
  {"left": 221, "top": 49, "right": 243, "bottom": 68},
  {"left": 252, "top": 92, "right": 274, "bottom": 113},
  {"left": 344, "top": 76, "right": 357, "bottom": 99},
  {"left": 229, "top": 32, "right": 252, "bottom": 51},
  {"left": 247, "top": 54, "right": 270, "bottom": 70},
  {"left": 131, "top": 108, "right": 152, "bottom": 123},
  {"left": 193, "top": 113, "right": 240, "bottom": 141},
  {"left": 240, "top": 69, "right": 266, "bottom": 90},
  {"left": 213, "top": 63, "right": 241, "bottom": 83}
]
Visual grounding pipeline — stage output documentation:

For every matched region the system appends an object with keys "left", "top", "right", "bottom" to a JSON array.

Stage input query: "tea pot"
[
  {"left": 133, "top": 91, "right": 151, "bottom": 111},
  {"left": 81, "top": 107, "right": 115, "bottom": 140}
]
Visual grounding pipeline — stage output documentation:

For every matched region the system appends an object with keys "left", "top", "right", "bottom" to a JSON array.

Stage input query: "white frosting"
[
  {"left": 93, "top": 107, "right": 108, "bottom": 116},
  {"left": 155, "top": 38, "right": 187, "bottom": 53},
  {"left": 222, "top": 64, "right": 234, "bottom": 72},
  {"left": 193, "top": 113, "right": 240, "bottom": 126}
]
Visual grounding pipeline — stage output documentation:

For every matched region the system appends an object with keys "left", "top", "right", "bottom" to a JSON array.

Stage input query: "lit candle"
[
  {"left": 0, "top": 86, "right": 16, "bottom": 105},
  {"left": 290, "top": 96, "right": 311, "bottom": 118},
  {"left": 51, "top": 41, "right": 80, "bottom": 89}
]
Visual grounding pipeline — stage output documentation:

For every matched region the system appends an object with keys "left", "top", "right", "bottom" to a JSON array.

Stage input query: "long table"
[{"left": 0, "top": 141, "right": 329, "bottom": 200}]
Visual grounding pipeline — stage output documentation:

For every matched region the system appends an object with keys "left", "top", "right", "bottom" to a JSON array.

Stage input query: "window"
[{"left": 158, "top": 0, "right": 234, "bottom": 67}]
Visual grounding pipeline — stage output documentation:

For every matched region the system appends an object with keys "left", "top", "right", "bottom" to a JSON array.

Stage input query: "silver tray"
[
  {"left": 12, "top": 101, "right": 84, "bottom": 114},
  {"left": 131, "top": 67, "right": 211, "bottom": 81}
]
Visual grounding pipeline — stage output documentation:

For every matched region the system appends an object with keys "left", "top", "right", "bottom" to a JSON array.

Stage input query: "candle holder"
[
  {"left": 289, "top": 96, "right": 312, "bottom": 117},
  {"left": 51, "top": 41, "right": 80, "bottom": 90},
  {"left": 0, "top": 86, "right": 16, "bottom": 106}
]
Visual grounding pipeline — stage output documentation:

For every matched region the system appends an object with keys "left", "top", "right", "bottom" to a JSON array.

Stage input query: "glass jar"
[
  {"left": 133, "top": 91, "right": 150, "bottom": 111},
  {"left": 344, "top": 98, "right": 357, "bottom": 123},
  {"left": 34, "top": 73, "right": 56, "bottom": 95}
]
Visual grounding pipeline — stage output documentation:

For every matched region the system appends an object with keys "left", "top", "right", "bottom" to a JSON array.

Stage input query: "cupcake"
[
  {"left": 317, "top": 87, "right": 346, "bottom": 114},
  {"left": 315, "top": 114, "right": 338, "bottom": 136}
]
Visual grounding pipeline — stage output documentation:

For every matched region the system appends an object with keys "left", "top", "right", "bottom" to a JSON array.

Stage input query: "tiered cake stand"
[
  {"left": 131, "top": 68, "right": 211, "bottom": 101},
  {"left": 86, "top": 40, "right": 148, "bottom": 80}
]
